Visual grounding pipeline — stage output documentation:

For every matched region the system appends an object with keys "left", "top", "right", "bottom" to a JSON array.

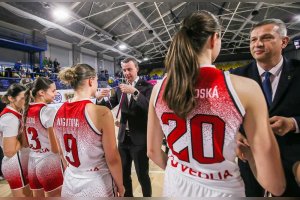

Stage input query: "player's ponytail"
[{"left": 163, "top": 11, "right": 221, "bottom": 118}]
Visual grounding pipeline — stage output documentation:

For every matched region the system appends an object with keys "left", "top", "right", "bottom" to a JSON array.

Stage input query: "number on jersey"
[
  {"left": 27, "top": 127, "right": 41, "bottom": 150},
  {"left": 162, "top": 113, "right": 225, "bottom": 164},
  {"left": 63, "top": 134, "right": 81, "bottom": 167}
]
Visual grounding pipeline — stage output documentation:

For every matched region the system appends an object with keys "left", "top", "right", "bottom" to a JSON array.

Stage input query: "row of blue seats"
[
  {"left": 0, "top": 78, "right": 113, "bottom": 92},
  {"left": 0, "top": 78, "right": 72, "bottom": 92}
]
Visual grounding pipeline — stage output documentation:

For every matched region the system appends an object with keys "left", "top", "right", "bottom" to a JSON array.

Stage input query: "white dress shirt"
[
  {"left": 257, "top": 57, "right": 299, "bottom": 133},
  {"left": 127, "top": 76, "right": 139, "bottom": 102}
]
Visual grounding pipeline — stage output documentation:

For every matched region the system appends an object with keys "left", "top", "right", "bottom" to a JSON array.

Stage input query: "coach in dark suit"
[
  {"left": 97, "top": 57, "right": 153, "bottom": 197},
  {"left": 232, "top": 19, "right": 300, "bottom": 196}
]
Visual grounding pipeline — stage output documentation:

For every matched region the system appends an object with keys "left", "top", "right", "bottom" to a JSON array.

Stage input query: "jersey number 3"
[
  {"left": 27, "top": 127, "right": 41, "bottom": 150},
  {"left": 64, "top": 134, "right": 81, "bottom": 167},
  {"left": 162, "top": 113, "right": 225, "bottom": 164}
]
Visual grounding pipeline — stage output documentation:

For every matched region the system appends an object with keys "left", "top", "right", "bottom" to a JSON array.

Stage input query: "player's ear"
[{"left": 88, "top": 78, "right": 93, "bottom": 87}]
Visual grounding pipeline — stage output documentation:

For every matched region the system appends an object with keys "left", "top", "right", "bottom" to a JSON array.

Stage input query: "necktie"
[
  {"left": 127, "top": 81, "right": 135, "bottom": 102},
  {"left": 262, "top": 71, "right": 272, "bottom": 105}
]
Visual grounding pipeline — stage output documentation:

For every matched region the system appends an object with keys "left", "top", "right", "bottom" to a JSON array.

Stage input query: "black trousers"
[
  {"left": 238, "top": 159, "right": 264, "bottom": 197},
  {"left": 239, "top": 158, "right": 300, "bottom": 197},
  {"left": 118, "top": 133, "right": 152, "bottom": 197}
]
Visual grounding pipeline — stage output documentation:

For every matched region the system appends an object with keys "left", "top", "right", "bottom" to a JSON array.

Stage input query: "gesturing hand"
[
  {"left": 235, "top": 132, "right": 250, "bottom": 162},
  {"left": 119, "top": 84, "right": 136, "bottom": 94},
  {"left": 270, "top": 116, "right": 296, "bottom": 136}
]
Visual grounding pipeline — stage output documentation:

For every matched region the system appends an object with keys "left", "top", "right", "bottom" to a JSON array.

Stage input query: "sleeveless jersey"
[
  {"left": 155, "top": 66, "right": 245, "bottom": 193},
  {"left": 25, "top": 103, "right": 55, "bottom": 157},
  {"left": 53, "top": 99, "right": 110, "bottom": 178},
  {"left": 0, "top": 106, "right": 22, "bottom": 138},
  {"left": 0, "top": 106, "right": 29, "bottom": 189}
]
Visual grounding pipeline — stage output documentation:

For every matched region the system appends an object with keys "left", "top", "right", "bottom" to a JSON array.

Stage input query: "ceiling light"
[
  {"left": 53, "top": 7, "right": 70, "bottom": 21},
  {"left": 295, "top": 15, "right": 300, "bottom": 21},
  {"left": 143, "top": 57, "right": 149, "bottom": 61},
  {"left": 119, "top": 44, "right": 127, "bottom": 50}
]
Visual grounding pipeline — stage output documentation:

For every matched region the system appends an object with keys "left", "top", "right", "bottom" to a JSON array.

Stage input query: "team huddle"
[{"left": 1, "top": 10, "right": 300, "bottom": 197}]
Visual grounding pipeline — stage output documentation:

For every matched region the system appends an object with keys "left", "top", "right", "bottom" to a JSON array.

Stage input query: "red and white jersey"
[
  {"left": 0, "top": 106, "right": 23, "bottom": 147},
  {"left": 53, "top": 99, "right": 110, "bottom": 178},
  {"left": 155, "top": 66, "right": 245, "bottom": 193},
  {"left": 0, "top": 106, "right": 30, "bottom": 189},
  {"left": 25, "top": 103, "right": 56, "bottom": 157}
]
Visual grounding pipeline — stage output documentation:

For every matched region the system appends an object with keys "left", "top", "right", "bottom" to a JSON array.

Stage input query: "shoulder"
[
  {"left": 86, "top": 103, "right": 112, "bottom": 118},
  {"left": 138, "top": 79, "right": 153, "bottom": 88},
  {"left": 0, "top": 113, "right": 19, "bottom": 127},
  {"left": 41, "top": 105, "right": 57, "bottom": 117},
  {"left": 285, "top": 58, "right": 300, "bottom": 69},
  {"left": 0, "top": 112, "right": 19, "bottom": 122},
  {"left": 231, "top": 60, "right": 256, "bottom": 75},
  {"left": 230, "top": 74, "right": 262, "bottom": 107},
  {"left": 230, "top": 74, "right": 259, "bottom": 87}
]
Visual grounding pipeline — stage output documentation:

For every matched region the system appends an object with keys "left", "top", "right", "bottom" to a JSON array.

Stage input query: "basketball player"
[
  {"left": 23, "top": 77, "right": 63, "bottom": 197},
  {"left": 0, "top": 83, "right": 32, "bottom": 197},
  {"left": 54, "top": 64, "right": 124, "bottom": 197},
  {"left": 147, "top": 11, "right": 286, "bottom": 197}
]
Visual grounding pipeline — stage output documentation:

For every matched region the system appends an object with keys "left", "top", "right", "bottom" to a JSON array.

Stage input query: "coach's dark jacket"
[
  {"left": 232, "top": 57, "right": 300, "bottom": 196},
  {"left": 99, "top": 78, "right": 153, "bottom": 146}
]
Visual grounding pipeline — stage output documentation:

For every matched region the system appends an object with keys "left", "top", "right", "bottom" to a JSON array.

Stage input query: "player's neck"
[
  {"left": 9, "top": 103, "right": 21, "bottom": 112},
  {"left": 34, "top": 97, "right": 46, "bottom": 104},
  {"left": 72, "top": 90, "right": 92, "bottom": 102}
]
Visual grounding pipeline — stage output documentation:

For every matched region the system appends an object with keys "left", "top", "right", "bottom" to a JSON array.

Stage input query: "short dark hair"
[{"left": 121, "top": 57, "right": 139, "bottom": 68}]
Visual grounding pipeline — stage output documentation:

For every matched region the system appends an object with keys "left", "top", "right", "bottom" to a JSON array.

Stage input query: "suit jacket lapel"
[
  {"left": 270, "top": 58, "right": 294, "bottom": 112},
  {"left": 249, "top": 62, "right": 263, "bottom": 87}
]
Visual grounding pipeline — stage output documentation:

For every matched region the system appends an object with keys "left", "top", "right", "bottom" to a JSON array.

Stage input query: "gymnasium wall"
[{"left": 0, "top": 47, "right": 28, "bottom": 65}]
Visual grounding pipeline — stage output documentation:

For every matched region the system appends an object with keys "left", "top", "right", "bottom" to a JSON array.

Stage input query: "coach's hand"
[
  {"left": 270, "top": 116, "right": 296, "bottom": 136},
  {"left": 119, "top": 84, "right": 136, "bottom": 94},
  {"left": 95, "top": 88, "right": 110, "bottom": 99},
  {"left": 115, "top": 120, "right": 120, "bottom": 127},
  {"left": 235, "top": 132, "right": 250, "bottom": 162}
]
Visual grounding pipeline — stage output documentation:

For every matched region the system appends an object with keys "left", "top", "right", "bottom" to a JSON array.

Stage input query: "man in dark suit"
[
  {"left": 232, "top": 19, "right": 300, "bottom": 196},
  {"left": 97, "top": 57, "right": 153, "bottom": 197}
]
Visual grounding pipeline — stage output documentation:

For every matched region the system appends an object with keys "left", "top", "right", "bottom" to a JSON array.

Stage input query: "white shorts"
[
  {"left": 1, "top": 148, "right": 29, "bottom": 190},
  {"left": 163, "top": 165, "right": 245, "bottom": 197},
  {"left": 28, "top": 153, "right": 64, "bottom": 192},
  {"left": 62, "top": 169, "right": 117, "bottom": 197}
]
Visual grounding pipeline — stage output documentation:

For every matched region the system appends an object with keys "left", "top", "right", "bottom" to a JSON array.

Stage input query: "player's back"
[
  {"left": 54, "top": 99, "right": 110, "bottom": 178},
  {"left": 155, "top": 66, "right": 245, "bottom": 195},
  {"left": 25, "top": 103, "right": 52, "bottom": 157}
]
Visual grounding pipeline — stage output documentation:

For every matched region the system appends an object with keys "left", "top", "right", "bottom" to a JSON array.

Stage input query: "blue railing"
[
  {"left": 0, "top": 77, "right": 73, "bottom": 92},
  {"left": 0, "top": 26, "right": 47, "bottom": 51}
]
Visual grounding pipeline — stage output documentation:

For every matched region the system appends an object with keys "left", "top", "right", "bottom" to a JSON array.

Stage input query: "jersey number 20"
[{"left": 162, "top": 113, "right": 225, "bottom": 164}]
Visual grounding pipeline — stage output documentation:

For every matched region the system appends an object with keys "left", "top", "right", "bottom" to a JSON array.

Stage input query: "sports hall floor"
[{"left": 0, "top": 160, "right": 165, "bottom": 197}]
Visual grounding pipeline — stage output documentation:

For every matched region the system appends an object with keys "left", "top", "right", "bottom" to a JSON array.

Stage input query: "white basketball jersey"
[
  {"left": 54, "top": 100, "right": 110, "bottom": 178},
  {"left": 25, "top": 103, "right": 56, "bottom": 157},
  {"left": 155, "top": 66, "right": 245, "bottom": 194}
]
